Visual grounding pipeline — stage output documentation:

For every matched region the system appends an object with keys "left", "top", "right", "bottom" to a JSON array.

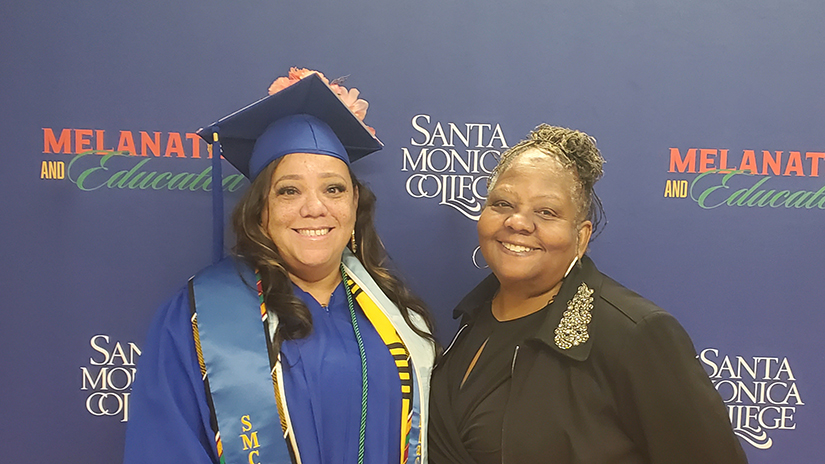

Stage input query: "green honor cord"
[{"left": 341, "top": 264, "right": 367, "bottom": 464}]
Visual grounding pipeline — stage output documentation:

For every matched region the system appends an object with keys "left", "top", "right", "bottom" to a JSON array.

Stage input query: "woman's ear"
[{"left": 576, "top": 220, "right": 593, "bottom": 257}]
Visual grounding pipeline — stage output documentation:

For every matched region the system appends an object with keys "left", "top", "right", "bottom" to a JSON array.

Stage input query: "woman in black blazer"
[{"left": 428, "top": 124, "right": 748, "bottom": 464}]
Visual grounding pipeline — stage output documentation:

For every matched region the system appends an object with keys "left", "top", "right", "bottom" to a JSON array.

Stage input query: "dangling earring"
[
  {"left": 350, "top": 229, "right": 357, "bottom": 254},
  {"left": 564, "top": 255, "right": 579, "bottom": 278}
]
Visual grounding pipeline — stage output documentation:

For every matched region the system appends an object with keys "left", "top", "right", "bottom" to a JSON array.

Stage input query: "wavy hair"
[{"left": 232, "top": 159, "right": 437, "bottom": 353}]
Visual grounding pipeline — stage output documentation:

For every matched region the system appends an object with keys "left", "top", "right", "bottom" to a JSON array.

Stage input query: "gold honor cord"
[{"left": 190, "top": 304, "right": 225, "bottom": 462}]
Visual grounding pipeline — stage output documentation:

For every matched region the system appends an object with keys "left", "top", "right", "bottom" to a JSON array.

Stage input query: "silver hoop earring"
[{"left": 564, "top": 255, "right": 579, "bottom": 278}]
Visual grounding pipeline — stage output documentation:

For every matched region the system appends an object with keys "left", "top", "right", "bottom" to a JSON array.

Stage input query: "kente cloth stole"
[
  {"left": 344, "top": 274, "right": 417, "bottom": 464},
  {"left": 189, "top": 259, "right": 298, "bottom": 464}
]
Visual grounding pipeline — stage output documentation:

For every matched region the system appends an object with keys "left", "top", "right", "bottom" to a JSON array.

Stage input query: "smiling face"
[
  {"left": 261, "top": 152, "right": 358, "bottom": 283},
  {"left": 478, "top": 149, "right": 592, "bottom": 296}
]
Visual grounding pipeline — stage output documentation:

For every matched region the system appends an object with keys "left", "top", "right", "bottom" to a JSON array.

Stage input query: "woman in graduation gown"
[
  {"left": 124, "top": 70, "right": 436, "bottom": 464},
  {"left": 428, "top": 124, "right": 748, "bottom": 464}
]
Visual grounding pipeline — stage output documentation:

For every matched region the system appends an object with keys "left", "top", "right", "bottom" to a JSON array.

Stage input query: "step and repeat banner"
[{"left": 2, "top": 1, "right": 822, "bottom": 462}]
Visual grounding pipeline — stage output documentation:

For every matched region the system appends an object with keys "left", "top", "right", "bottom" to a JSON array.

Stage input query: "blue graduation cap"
[{"left": 196, "top": 72, "right": 383, "bottom": 262}]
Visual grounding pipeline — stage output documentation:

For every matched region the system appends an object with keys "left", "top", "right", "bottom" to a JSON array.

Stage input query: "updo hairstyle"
[{"left": 487, "top": 123, "right": 606, "bottom": 235}]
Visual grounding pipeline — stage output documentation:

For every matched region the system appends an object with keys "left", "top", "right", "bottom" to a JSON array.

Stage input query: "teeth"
[
  {"left": 298, "top": 228, "right": 331, "bottom": 237},
  {"left": 502, "top": 242, "right": 532, "bottom": 253}
]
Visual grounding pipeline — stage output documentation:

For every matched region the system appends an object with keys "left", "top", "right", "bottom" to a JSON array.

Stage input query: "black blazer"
[{"left": 429, "top": 256, "right": 748, "bottom": 464}]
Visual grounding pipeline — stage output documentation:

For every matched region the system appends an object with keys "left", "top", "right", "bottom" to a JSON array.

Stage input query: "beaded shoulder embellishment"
[{"left": 554, "top": 283, "right": 594, "bottom": 349}]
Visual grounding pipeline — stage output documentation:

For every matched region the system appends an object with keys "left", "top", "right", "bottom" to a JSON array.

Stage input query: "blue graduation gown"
[{"left": 124, "top": 282, "right": 402, "bottom": 464}]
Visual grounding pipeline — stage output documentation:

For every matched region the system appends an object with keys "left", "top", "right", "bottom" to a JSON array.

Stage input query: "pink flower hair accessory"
[{"left": 268, "top": 67, "right": 375, "bottom": 136}]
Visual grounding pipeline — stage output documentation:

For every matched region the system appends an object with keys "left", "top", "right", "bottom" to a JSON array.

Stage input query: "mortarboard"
[{"left": 196, "top": 72, "right": 383, "bottom": 262}]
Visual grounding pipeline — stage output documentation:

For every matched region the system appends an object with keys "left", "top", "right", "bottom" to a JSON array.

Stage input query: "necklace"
[{"left": 341, "top": 263, "right": 368, "bottom": 464}]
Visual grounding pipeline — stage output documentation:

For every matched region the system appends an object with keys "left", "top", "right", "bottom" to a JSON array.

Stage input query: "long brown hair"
[{"left": 232, "top": 158, "right": 437, "bottom": 353}]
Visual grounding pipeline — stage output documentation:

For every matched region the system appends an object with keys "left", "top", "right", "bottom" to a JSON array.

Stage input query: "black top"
[{"left": 443, "top": 301, "right": 547, "bottom": 464}]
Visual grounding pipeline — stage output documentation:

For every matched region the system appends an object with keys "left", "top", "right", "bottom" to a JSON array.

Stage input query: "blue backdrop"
[{"left": 2, "top": 1, "right": 822, "bottom": 462}]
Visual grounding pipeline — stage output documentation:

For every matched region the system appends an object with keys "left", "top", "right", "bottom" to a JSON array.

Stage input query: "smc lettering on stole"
[{"left": 240, "top": 415, "right": 261, "bottom": 464}]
